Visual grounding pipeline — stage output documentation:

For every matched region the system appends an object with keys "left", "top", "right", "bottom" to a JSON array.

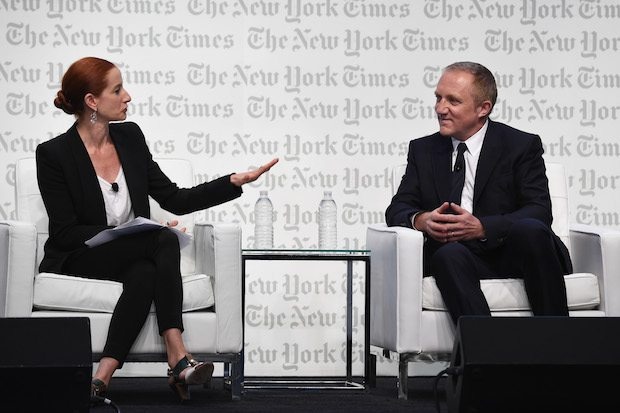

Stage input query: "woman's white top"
[{"left": 97, "top": 167, "right": 134, "bottom": 226}]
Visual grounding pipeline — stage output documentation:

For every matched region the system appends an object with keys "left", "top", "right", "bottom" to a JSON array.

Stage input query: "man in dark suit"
[{"left": 386, "top": 62, "right": 571, "bottom": 324}]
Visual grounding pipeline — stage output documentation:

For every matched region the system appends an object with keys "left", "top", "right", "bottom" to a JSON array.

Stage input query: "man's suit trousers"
[{"left": 430, "top": 218, "right": 569, "bottom": 323}]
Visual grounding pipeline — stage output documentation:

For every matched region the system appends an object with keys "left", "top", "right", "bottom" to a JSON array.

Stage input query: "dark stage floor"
[{"left": 90, "top": 376, "right": 445, "bottom": 413}]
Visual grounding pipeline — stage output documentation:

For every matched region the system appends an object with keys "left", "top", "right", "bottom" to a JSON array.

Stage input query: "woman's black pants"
[{"left": 62, "top": 228, "right": 183, "bottom": 366}]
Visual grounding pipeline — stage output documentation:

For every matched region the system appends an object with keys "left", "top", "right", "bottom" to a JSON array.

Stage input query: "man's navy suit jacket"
[{"left": 386, "top": 119, "right": 572, "bottom": 274}]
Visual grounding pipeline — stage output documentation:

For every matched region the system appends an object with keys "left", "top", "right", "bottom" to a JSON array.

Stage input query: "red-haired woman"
[{"left": 37, "top": 56, "right": 277, "bottom": 401}]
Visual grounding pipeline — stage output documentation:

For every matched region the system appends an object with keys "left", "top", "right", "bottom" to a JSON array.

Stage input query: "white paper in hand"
[{"left": 85, "top": 217, "right": 192, "bottom": 249}]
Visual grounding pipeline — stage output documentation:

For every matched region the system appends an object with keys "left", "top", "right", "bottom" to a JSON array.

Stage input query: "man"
[{"left": 386, "top": 62, "right": 571, "bottom": 324}]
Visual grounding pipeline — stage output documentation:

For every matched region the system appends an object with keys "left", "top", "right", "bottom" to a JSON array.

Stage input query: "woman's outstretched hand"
[{"left": 230, "top": 158, "right": 279, "bottom": 187}]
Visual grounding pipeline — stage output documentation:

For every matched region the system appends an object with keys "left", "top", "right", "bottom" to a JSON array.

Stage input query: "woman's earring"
[{"left": 90, "top": 109, "right": 98, "bottom": 124}]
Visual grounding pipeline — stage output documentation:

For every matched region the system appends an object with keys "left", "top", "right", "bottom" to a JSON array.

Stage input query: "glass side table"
[{"left": 241, "top": 249, "right": 370, "bottom": 390}]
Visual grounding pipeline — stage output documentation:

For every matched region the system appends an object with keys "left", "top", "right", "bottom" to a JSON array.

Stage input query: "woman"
[{"left": 36, "top": 56, "right": 278, "bottom": 401}]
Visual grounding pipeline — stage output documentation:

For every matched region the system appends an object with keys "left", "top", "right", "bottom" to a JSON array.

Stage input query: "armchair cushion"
[
  {"left": 33, "top": 272, "right": 214, "bottom": 313},
  {"left": 421, "top": 272, "right": 600, "bottom": 312}
]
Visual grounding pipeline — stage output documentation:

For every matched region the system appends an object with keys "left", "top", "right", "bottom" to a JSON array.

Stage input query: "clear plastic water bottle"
[
  {"left": 318, "top": 191, "right": 337, "bottom": 249},
  {"left": 254, "top": 190, "right": 273, "bottom": 249}
]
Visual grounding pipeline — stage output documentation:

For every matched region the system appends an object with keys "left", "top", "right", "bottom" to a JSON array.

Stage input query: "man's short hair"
[{"left": 444, "top": 62, "right": 497, "bottom": 111}]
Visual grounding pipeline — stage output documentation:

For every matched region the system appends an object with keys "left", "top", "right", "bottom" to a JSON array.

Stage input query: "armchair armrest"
[
  {"left": 194, "top": 222, "right": 242, "bottom": 353},
  {"left": 367, "top": 224, "right": 425, "bottom": 353},
  {"left": 0, "top": 221, "right": 37, "bottom": 317},
  {"left": 570, "top": 224, "right": 620, "bottom": 316}
]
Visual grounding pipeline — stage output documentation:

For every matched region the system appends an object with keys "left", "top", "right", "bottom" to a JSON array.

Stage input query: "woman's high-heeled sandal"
[
  {"left": 167, "top": 354, "right": 214, "bottom": 402},
  {"left": 91, "top": 378, "right": 108, "bottom": 398}
]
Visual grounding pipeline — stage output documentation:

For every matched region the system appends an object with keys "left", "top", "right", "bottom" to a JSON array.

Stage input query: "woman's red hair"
[{"left": 54, "top": 57, "right": 115, "bottom": 116}]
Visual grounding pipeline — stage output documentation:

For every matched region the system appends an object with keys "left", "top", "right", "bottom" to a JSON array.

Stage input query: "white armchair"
[
  {"left": 367, "top": 162, "right": 620, "bottom": 399},
  {"left": 0, "top": 158, "right": 244, "bottom": 400}
]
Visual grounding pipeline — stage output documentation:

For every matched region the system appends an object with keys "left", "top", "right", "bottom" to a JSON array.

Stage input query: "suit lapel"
[
  {"left": 110, "top": 126, "right": 149, "bottom": 217},
  {"left": 431, "top": 136, "right": 454, "bottom": 203},
  {"left": 473, "top": 121, "right": 503, "bottom": 207},
  {"left": 66, "top": 124, "right": 108, "bottom": 223}
]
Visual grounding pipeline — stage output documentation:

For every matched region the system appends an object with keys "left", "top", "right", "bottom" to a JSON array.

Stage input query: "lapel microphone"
[{"left": 111, "top": 182, "right": 119, "bottom": 192}]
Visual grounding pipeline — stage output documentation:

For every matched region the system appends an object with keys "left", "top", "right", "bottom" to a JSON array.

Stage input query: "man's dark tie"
[{"left": 449, "top": 142, "right": 467, "bottom": 205}]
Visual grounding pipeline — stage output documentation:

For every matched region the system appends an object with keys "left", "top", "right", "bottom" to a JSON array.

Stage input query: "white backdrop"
[{"left": 2, "top": 0, "right": 619, "bottom": 377}]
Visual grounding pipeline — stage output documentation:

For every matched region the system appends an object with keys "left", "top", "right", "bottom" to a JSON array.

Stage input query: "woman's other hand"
[
  {"left": 230, "top": 158, "right": 279, "bottom": 187},
  {"left": 164, "top": 219, "right": 187, "bottom": 233}
]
